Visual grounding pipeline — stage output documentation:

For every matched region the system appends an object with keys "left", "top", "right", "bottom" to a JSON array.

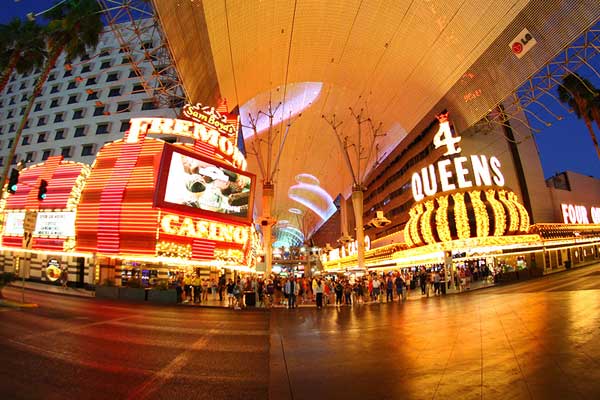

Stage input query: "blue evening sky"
[{"left": 2, "top": 1, "right": 600, "bottom": 180}]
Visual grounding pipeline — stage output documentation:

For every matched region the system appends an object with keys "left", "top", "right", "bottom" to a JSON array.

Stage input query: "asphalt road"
[{"left": 2, "top": 264, "right": 600, "bottom": 400}]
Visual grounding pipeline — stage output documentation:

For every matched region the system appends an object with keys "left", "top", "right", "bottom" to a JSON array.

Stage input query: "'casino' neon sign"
[
  {"left": 411, "top": 113, "right": 505, "bottom": 202},
  {"left": 160, "top": 214, "right": 249, "bottom": 244}
]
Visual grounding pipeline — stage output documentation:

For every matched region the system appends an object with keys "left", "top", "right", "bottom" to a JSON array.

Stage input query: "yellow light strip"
[
  {"left": 421, "top": 200, "right": 435, "bottom": 245},
  {"left": 498, "top": 190, "right": 519, "bottom": 233},
  {"left": 452, "top": 192, "right": 470, "bottom": 239},
  {"left": 486, "top": 189, "right": 505, "bottom": 236},
  {"left": 470, "top": 190, "right": 489, "bottom": 237},
  {"left": 436, "top": 195, "right": 452, "bottom": 242}
]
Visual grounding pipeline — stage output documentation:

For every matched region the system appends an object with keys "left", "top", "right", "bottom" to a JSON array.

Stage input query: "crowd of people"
[{"left": 170, "top": 263, "right": 495, "bottom": 309}]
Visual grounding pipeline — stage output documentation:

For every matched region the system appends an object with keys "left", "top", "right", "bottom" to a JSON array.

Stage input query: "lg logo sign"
[{"left": 510, "top": 28, "right": 537, "bottom": 59}]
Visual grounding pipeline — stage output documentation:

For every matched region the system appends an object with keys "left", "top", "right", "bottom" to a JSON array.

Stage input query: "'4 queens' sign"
[{"left": 411, "top": 112, "right": 506, "bottom": 202}]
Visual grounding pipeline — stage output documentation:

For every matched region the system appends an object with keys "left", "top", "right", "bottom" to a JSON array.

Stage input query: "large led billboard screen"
[{"left": 156, "top": 144, "right": 255, "bottom": 224}]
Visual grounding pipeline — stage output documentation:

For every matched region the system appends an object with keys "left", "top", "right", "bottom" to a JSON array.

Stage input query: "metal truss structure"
[
  {"left": 97, "top": 0, "right": 187, "bottom": 113},
  {"left": 485, "top": 20, "right": 600, "bottom": 134}
]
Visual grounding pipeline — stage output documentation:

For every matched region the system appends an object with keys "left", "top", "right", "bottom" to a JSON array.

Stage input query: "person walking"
[
  {"left": 386, "top": 276, "right": 394, "bottom": 302},
  {"left": 202, "top": 278, "right": 209, "bottom": 302},
  {"left": 192, "top": 275, "right": 201, "bottom": 304},
  {"left": 334, "top": 280, "right": 344, "bottom": 306},
  {"left": 433, "top": 271, "right": 441, "bottom": 296},
  {"left": 315, "top": 279, "right": 324, "bottom": 309},
  {"left": 395, "top": 274, "right": 404, "bottom": 303},
  {"left": 284, "top": 277, "right": 299, "bottom": 309}
]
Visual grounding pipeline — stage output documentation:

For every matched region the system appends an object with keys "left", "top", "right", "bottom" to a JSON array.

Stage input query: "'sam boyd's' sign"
[{"left": 411, "top": 112, "right": 506, "bottom": 202}]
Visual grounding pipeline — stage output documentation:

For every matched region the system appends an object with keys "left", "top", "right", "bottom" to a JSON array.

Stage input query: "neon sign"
[
  {"left": 411, "top": 113, "right": 505, "bottom": 202},
  {"left": 561, "top": 203, "right": 600, "bottom": 224},
  {"left": 126, "top": 117, "right": 247, "bottom": 170},
  {"left": 160, "top": 214, "right": 249, "bottom": 244},
  {"left": 182, "top": 103, "right": 237, "bottom": 138}
]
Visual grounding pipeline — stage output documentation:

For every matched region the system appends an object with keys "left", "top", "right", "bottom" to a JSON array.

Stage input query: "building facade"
[{"left": 0, "top": 21, "right": 179, "bottom": 169}]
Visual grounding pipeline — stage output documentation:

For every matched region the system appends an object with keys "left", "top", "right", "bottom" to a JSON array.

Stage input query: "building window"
[
  {"left": 96, "top": 123, "right": 109, "bottom": 135},
  {"left": 9, "top": 97, "right": 15, "bottom": 105},
  {"left": 72, "top": 109, "right": 84, "bottom": 120},
  {"left": 87, "top": 91, "right": 98, "bottom": 101},
  {"left": 119, "top": 45, "right": 130, "bottom": 53},
  {"left": 54, "top": 113, "right": 64, "bottom": 123},
  {"left": 80, "top": 54, "right": 90, "bottom": 61},
  {"left": 34, "top": 103, "right": 43, "bottom": 112},
  {"left": 37, "top": 132, "right": 48, "bottom": 143},
  {"left": 41, "top": 149, "right": 53, "bottom": 161},
  {"left": 74, "top": 126, "right": 86, "bottom": 137},
  {"left": 50, "top": 84, "right": 60, "bottom": 94},
  {"left": 128, "top": 69, "right": 141, "bottom": 78},
  {"left": 6, "top": 85, "right": 13, "bottom": 94},
  {"left": 86, "top": 77, "right": 97, "bottom": 86},
  {"left": 54, "top": 129, "right": 66, "bottom": 140},
  {"left": 106, "top": 72, "right": 119, "bottom": 82},
  {"left": 9, "top": 123, "right": 16, "bottom": 132},
  {"left": 99, "top": 50, "right": 110, "bottom": 57},
  {"left": 121, "top": 55, "right": 133, "bottom": 64},
  {"left": 7, "top": 139, "right": 14, "bottom": 149},
  {"left": 68, "top": 94, "right": 78, "bottom": 104},
  {"left": 22, "top": 135, "right": 31, "bottom": 146},
  {"left": 63, "top": 70, "right": 72, "bottom": 78},
  {"left": 116, "top": 102, "right": 130, "bottom": 113},
  {"left": 25, "top": 152, "right": 35, "bottom": 163},
  {"left": 81, "top": 144, "right": 95, "bottom": 156},
  {"left": 37, "top": 116, "right": 47, "bottom": 126},
  {"left": 93, "top": 106, "right": 105, "bottom": 116},
  {"left": 132, "top": 83, "right": 144, "bottom": 93},
  {"left": 141, "top": 100, "right": 157, "bottom": 111},
  {"left": 0, "top": 157, "right": 3, "bottom": 167},
  {"left": 48, "top": 73, "right": 56, "bottom": 81},
  {"left": 7, "top": 110, "right": 14, "bottom": 118},
  {"left": 20, "top": 107, "right": 26, "bottom": 116},
  {"left": 141, "top": 41, "right": 153, "bottom": 50},
  {"left": 21, "top": 93, "right": 28, "bottom": 102},
  {"left": 67, "top": 81, "right": 77, "bottom": 90},
  {"left": 120, "top": 120, "right": 130, "bottom": 132},
  {"left": 108, "top": 87, "right": 121, "bottom": 97},
  {"left": 100, "top": 60, "right": 111, "bottom": 70},
  {"left": 81, "top": 65, "right": 91, "bottom": 73},
  {"left": 50, "top": 98, "right": 60, "bottom": 108},
  {"left": 19, "top": 81, "right": 28, "bottom": 90},
  {"left": 61, "top": 146, "right": 72, "bottom": 158}
]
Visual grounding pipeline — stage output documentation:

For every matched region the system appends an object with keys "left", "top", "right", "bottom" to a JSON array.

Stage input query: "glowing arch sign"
[{"left": 411, "top": 113, "right": 505, "bottom": 202}]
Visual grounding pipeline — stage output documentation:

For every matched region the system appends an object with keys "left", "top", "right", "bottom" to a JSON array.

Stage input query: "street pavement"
[{"left": 1, "top": 264, "right": 600, "bottom": 399}]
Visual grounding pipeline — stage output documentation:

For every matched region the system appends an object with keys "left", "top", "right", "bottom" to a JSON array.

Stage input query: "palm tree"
[
  {"left": 0, "top": 18, "right": 47, "bottom": 95},
  {"left": 557, "top": 73, "right": 600, "bottom": 159},
  {"left": 0, "top": 0, "right": 104, "bottom": 191}
]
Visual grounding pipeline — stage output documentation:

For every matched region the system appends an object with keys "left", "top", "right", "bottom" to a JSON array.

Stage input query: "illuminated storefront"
[{"left": 0, "top": 102, "right": 258, "bottom": 287}]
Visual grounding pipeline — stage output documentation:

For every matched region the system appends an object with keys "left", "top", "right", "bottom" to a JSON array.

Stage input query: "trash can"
[
  {"left": 565, "top": 260, "right": 571, "bottom": 270},
  {"left": 244, "top": 291, "right": 256, "bottom": 307}
]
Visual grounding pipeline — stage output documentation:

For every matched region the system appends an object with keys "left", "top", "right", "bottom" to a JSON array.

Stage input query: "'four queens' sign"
[{"left": 411, "top": 113, "right": 505, "bottom": 202}]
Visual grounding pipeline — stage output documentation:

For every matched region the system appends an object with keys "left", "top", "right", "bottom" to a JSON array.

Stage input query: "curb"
[
  {"left": 0, "top": 299, "right": 39, "bottom": 308},
  {"left": 8, "top": 283, "right": 95, "bottom": 299}
]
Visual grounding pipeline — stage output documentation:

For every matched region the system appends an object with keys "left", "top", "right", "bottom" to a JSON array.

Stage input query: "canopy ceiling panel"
[{"left": 153, "top": 0, "right": 593, "bottom": 238}]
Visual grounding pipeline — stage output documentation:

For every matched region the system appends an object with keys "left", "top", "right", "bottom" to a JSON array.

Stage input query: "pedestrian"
[
  {"left": 284, "top": 277, "right": 299, "bottom": 309},
  {"left": 344, "top": 282, "right": 352, "bottom": 305},
  {"left": 60, "top": 268, "right": 68, "bottom": 289},
  {"left": 433, "top": 271, "right": 441, "bottom": 296},
  {"left": 315, "top": 279, "right": 324, "bottom": 309},
  {"left": 386, "top": 276, "right": 394, "bottom": 302},
  {"left": 226, "top": 278, "right": 235, "bottom": 308},
  {"left": 192, "top": 274, "right": 201, "bottom": 303},
  {"left": 372, "top": 277, "right": 381, "bottom": 301},
  {"left": 334, "top": 280, "right": 344, "bottom": 306},
  {"left": 202, "top": 278, "right": 209, "bottom": 302},
  {"left": 395, "top": 274, "right": 404, "bottom": 302}
]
